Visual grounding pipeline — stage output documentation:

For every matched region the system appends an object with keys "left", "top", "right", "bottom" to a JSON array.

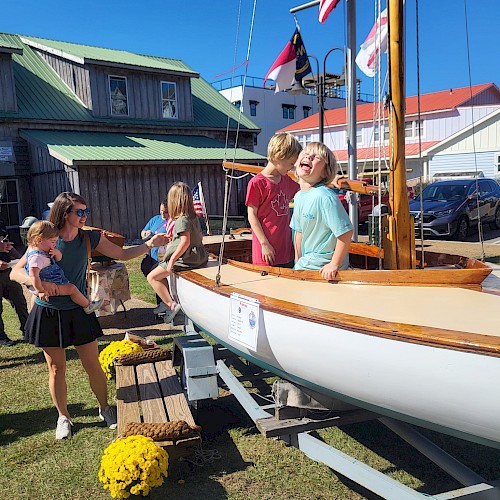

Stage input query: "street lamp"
[{"left": 287, "top": 48, "right": 345, "bottom": 143}]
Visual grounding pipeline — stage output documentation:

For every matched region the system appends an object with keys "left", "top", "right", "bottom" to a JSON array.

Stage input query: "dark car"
[{"left": 409, "top": 178, "right": 500, "bottom": 240}]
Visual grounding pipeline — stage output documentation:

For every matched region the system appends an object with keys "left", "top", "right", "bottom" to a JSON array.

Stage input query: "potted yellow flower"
[
  {"left": 98, "top": 435, "right": 169, "bottom": 498},
  {"left": 99, "top": 340, "right": 144, "bottom": 380}
]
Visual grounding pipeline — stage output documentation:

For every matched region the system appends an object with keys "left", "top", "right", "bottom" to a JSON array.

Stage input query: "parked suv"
[{"left": 409, "top": 178, "right": 500, "bottom": 240}]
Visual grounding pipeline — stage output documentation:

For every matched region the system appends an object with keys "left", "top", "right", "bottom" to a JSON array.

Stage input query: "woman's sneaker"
[
  {"left": 99, "top": 405, "right": 117, "bottom": 429},
  {"left": 84, "top": 299, "right": 103, "bottom": 314},
  {"left": 56, "top": 416, "right": 73, "bottom": 440}
]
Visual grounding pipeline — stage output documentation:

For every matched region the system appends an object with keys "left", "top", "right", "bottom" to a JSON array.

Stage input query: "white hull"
[{"left": 173, "top": 262, "right": 500, "bottom": 449}]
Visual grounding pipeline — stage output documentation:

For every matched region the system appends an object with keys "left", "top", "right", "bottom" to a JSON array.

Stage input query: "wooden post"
[{"left": 385, "top": 0, "right": 416, "bottom": 270}]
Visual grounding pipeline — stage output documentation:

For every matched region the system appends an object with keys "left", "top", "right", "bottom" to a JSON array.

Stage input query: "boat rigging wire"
[
  {"left": 463, "top": 0, "right": 485, "bottom": 261},
  {"left": 415, "top": 0, "right": 425, "bottom": 267},
  {"left": 217, "top": 0, "right": 258, "bottom": 287}
]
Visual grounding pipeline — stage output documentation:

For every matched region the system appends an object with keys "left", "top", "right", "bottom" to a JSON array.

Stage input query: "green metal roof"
[
  {"left": 20, "top": 130, "right": 265, "bottom": 165},
  {"left": 0, "top": 34, "right": 259, "bottom": 131},
  {"left": 0, "top": 33, "right": 23, "bottom": 53},
  {"left": 20, "top": 35, "right": 198, "bottom": 75}
]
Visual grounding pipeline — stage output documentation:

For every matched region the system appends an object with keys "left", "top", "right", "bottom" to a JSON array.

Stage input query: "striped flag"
[
  {"left": 319, "top": 0, "right": 341, "bottom": 24},
  {"left": 192, "top": 182, "right": 206, "bottom": 217},
  {"left": 165, "top": 216, "right": 175, "bottom": 237},
  {"left": 264, "top": 28, "right": 312, "bottom": 93},
  {"left": 355, "top": 8, "right": 388, "bottom": 77}
]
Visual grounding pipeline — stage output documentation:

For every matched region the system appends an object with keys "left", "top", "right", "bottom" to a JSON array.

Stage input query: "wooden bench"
[{"left": 115, "top": 357, "right": 201, "bottom": 458}]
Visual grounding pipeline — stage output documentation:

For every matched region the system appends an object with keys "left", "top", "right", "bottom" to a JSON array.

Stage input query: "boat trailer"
[{"left": 171, "top": 319, "right": 500, "bottom": 500}]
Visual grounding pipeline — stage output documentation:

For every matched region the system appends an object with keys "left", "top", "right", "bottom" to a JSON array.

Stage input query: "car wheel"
[
  {"left": 490, "top": 207, "right": 500, "bottom": 230},
  {"left": 454, "top": 216, "right": 469, "bottom": 241}
]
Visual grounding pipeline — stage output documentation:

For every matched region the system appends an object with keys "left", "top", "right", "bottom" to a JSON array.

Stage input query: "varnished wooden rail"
[{"left": 222, "top": 161, "right": 380, "bottom": 196}]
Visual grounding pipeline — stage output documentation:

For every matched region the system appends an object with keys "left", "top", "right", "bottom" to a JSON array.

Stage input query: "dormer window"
[
  {"left": 109, "top": 76, "right": 128, "bottom": 116},
  {"left": 282, "top": 104, "right": 296, "bottom": 119},
  {"left": 161, "top": 81, "right": 178, "bottom": 119}
]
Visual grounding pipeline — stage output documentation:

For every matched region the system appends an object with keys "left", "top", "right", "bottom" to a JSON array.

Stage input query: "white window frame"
[
  {"left": 345, "top": 128, "right": 363, "bottom": 146},
  {"left": 374, "top": 123, "right": 389, "bottom": 143},
  {"left": 405, "top": 119, "right": 425, "bottom": 139},
  {"left": 108, "top": 75, "right": 129, "bottom": 116},
  {"left": 160, "top": 81, "right": 178, "bottom": 119}
]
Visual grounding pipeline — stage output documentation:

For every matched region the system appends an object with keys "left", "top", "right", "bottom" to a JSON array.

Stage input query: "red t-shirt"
[{"left": 245, "top": 173, "right": 299, "bottom": 266}]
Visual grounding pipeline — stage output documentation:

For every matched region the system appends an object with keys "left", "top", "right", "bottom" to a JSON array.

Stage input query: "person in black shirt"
[{"left": 0, "top": 224, "right": 28, "bottom": 346}]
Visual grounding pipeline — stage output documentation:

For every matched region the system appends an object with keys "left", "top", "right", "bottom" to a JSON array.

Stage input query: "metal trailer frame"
[{"left": 176, "top": 319, "right": 500, "bottom": 500}]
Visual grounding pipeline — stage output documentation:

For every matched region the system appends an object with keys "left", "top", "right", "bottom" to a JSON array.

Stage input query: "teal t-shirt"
[
  {"left": 290, "top": 184, "right": 353, "bottom": 271},
  {"left": 35, "top": 229, "right": 101, "bottom": 310}
]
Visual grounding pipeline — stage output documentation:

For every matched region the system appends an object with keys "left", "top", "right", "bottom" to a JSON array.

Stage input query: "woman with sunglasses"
[{"left": 10, "top": 192, "right": 168, "bottom": 440}]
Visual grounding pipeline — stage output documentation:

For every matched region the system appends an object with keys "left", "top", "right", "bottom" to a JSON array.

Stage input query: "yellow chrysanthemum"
[
  {"left": 98, "top": 435, "right": 169, "bottom": 498},
  {"left": 98, "top": 340, "right": 144, "bottom": 380}
]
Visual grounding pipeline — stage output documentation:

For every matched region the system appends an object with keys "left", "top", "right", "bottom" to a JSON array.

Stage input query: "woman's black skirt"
[{"left": 24, "top": 303, "right": 103, "bottom": 348}]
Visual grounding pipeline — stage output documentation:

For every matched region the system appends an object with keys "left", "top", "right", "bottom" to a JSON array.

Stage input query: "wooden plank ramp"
[{"left": 115, "top": 357, "right": 201, "bottom": 458}]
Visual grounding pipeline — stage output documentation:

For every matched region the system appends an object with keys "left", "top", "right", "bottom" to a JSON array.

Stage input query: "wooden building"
[{"left": 0, "top": 33, "right": 264, "bottom": 239}]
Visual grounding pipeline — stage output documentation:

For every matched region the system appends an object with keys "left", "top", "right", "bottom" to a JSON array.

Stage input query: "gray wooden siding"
[
  {"left": 467, "top": 88, "right": 500, "bottom": 107},
  {"left": 78, "top": 163, "right": 250, "bottom": 239},
  {"left": 429, "top": 151, "right": 495, "bottom": 178},
  {"left": 39, "top": 52, "right": 92, "bottom": 108},
  {"left": 0, "top": 55, "right": 17, "bottom": 112},
  {"left": 27, "top": 143, "right": 78, "bottom": 217},
  {"left": 88, "top": 64, "right": 193, "bottom": 121}
]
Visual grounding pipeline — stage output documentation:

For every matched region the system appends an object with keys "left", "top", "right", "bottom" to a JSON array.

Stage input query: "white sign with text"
[{"left": 228, "top": 293, "right": 260, "bottom": 351}]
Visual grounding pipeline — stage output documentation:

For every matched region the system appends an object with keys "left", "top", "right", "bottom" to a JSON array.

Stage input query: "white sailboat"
[{"left": 172, "top": 0, "right": 500, "bottom": 450}]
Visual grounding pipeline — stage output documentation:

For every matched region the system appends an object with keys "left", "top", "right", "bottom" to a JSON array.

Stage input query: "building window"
[
  {"left": 282, "top": 104, "right": 296, "bottom": 119},
  {"left": 345, "top": 128, "right": 363, "bottom": 145},
  {"left": 109, "top": 76, "right": 128, "bottom": 116},
  {"left": 374, "top": 123, "right": 389, "bottom": 142},
  {"left": 303, "top": 106, "right": 311, "bottom": 119},
  {"left": 298, "top": 134, "right": 312, "bottom": 148},
  {"left": 0, "top": 179, "right": 20, "bottom": 227},
  {"left": 405, "top": 120, "right": 424, "bottom": 138},
  {"left": 253, "top": 134, "right": 258, "bottom": 146},
  {"left": 161, "top": 81, "right": 177, "bottom": 119},
  {"left": 249, "top": 100, "right": 259, "bottom": 117},
  {"left": 496, "top": 153, "right": 500, "bottom": 173}
]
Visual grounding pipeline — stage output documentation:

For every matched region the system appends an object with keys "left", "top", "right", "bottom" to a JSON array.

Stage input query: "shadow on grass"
[
  {"left": 0, "top": 350, "right": 46, "bottom": 369},
  {"left": 152, "top": 394, "right": 255, "bottom": 498},
  {"left": 0, "top": 403, "right": 90, "bottom": 445},
  {"left": 332, "top": 420, "right": 500, "bottom": 497}
]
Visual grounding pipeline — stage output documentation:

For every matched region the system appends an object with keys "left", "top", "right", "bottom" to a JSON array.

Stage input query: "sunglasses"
[{"left": 68, "top": 208, "right": 90, "bottom": 217}]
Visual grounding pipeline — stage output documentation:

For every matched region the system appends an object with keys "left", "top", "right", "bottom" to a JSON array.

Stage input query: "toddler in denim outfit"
[{"left": 24, "top": 221, "right": 102, "bottom": 314}]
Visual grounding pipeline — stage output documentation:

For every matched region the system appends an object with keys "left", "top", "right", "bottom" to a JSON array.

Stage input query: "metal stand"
[{"left": 216, "top": 359, "right": 500, "bottom": 500}]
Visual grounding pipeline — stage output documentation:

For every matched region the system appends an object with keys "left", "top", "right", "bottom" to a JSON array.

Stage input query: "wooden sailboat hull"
[{"left": 173, "top": 261, "right": 500, "bottom": 449}]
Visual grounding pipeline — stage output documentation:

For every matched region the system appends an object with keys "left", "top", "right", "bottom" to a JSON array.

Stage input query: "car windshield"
[{"left": 419, "top": 184, "right": 468, "bottom": 202}]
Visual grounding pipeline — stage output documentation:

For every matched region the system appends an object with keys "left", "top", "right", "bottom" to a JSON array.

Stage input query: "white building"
[
  {"left": 215, "top": 75, "right": 371, "bottom": 156},
  {"left": 281, "top": 83, "right": 500, "bottom": 183}
]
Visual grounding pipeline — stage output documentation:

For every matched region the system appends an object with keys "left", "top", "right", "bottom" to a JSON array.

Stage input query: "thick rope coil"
[
  {"left": 115, "top": 348, "right": 171, "bottom": 366},
  {"left": 123, "top": 421, "right": 202, "bottom": 442}
]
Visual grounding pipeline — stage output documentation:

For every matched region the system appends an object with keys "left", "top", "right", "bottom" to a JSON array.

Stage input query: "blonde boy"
[
  {"left": 291, "top": 142, "right": 353, "bottom": 281},
  {"left": 245, "top": 133, "right": 302, "bottom": 267}
]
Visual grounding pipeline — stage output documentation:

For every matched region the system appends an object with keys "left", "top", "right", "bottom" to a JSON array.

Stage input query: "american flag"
[
  {"left": 165, "top": 216, "right": 175, "bottom": 237},
  {"left": 192, "top": 182, "right": 206, "bottom": 217},
  {"left": 319, "top": 0, "right": 341, "bottom": 24}
]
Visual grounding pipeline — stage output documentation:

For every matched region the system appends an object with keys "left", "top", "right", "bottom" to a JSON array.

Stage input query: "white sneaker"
[
  {"left": 56, "top": 416, "right": 73, "bottom": 440},
  {"left": 99, "top": 405, "right": 117, "bottom": 429},
  {"left": 84, "top": 298, "right": 103, "bottom": 314}
]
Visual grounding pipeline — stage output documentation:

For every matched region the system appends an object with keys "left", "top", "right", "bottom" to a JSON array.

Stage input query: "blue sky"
[{"left": 3, "top": 0, "right": 499, "bottom": 99}]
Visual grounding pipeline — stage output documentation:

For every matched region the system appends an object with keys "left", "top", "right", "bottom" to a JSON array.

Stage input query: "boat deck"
[{"left": 189, "top": 261, "right": 500, "bottom": 339}]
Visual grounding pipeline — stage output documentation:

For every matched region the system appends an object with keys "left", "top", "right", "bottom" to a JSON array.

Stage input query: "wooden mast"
[{"left": 385, "top": 0, "right": 416, "bottom": 270}]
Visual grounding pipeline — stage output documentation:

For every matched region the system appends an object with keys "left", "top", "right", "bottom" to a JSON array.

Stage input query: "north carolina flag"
[
  {"left": 355, "top": 8, "right": 388, "bottom": 77},
  {"left": 319, "top": 0, "right": 341, "bottom": 23},
  {"left": 264, "top": 28, "right": 312, "bottom": 93}
]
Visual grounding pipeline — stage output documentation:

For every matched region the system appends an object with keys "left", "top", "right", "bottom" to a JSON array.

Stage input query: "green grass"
[{"left": 1, "top": 259, "right": 500, "bottom": 499}]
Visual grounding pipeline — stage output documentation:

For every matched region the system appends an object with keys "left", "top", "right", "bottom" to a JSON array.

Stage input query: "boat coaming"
[{"left": 173, "top": 261, "right": 500, "bottom": 449}]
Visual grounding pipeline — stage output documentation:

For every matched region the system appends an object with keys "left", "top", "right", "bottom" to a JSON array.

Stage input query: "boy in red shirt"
[{"left": 245, "top": 133, "right": 302, "bottom": 267}]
